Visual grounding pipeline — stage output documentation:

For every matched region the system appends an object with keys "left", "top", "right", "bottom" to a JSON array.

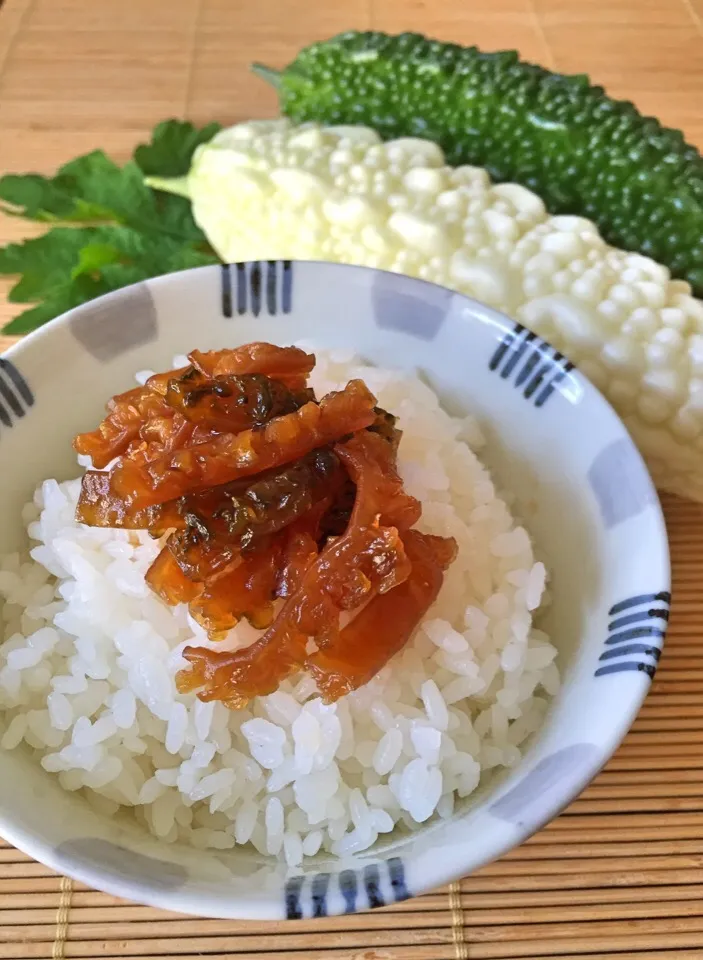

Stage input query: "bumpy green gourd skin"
[{"left": 265, "top": 30, "right": 703, "bottom": 295}]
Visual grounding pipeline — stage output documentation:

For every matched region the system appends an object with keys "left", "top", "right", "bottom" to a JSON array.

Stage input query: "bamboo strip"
[
  {"left": 650, "top": 671, "right": 703, "bottom": 682},
  {"left": 478, "top": 855, "right": 703, "bottom": 876},
  {"left": 610, "top": 743, "right": 703, "bottom": 757},
  {"left": 0, "top": 896, "right": 70, "bottom": 911},
  {"left": 60, "top": 955, "right": 697, "bottom": 960},
  {"left": 464, "top": 916, "right": 703, "bottom": 943},
  {"left": 0, "top": 849, "right": 45, "bottom": 862},
  {"left": 75, "top": 952, "right": 455, "bottom": 960},
  {"left": 638, "top": 702, "right": 703, "bottom": 714},
  {"left": 506, "top": 953, "right": 703, "bottom": 960},
  {"left": 508, "top": 839, "right": 703, "bottom": 859},
  {"left": 633, "top": 719, "right": 703, "bottom": 732},
  {"left": 600, "top": 758, "right": 703, "bottom": 773},
  {"left": 0, "top": 913, "right": 458, "bottom": 939},
  {"left": 0, "top": 864, "right": 61, "bottom": 879},
  {"left": 469, "top": 932, "right": 703, "bottom": 959},
  {"left": 569, "top": 798, "right": 703, "bottom": 813},
  {"left": 604, "top": 731, "right": 703, "bottom": 744},
  {"left": 632, "top": 704, "right": 703, "bottom": 733},
  {"left": 0, "top": 878, "right": 61, "bottom": 893},
  {"left": 639, "top": 695, "right": 703, "bottom": 705},
  {"left": 4, "top": 898, "right": 703, "bottom": 931},
  {"left": 531, "top": 825, "right": 703, "bottom": 842},
  {"left": 461, "top": 869, "right": 703, "bottom": 892},
  {"left": 658, "top": 646, "right": 703, "bottom": 654},
  {"left": 544, "top": 812, "right": 703, "bottom": 830},
  {"left": 0, "top": 948, "right": 457, "bottom": 960},
  {"left": 0, "top": 929, "right": 456, "bottom": 957},
  {"left": 580, "top": 783, "right": 703, "bottom": 798},
  {"left": 464, "top": 898, "right": 703, "bottom": 925},
  {"left": 458, "top": 884, "right": 703, "bottom": 908},
  {"left": 608, "top": 754, "right": 703, "bottom": 767},
  {"left": 605, "top": 738, "right": 703, "bottom": 770}
]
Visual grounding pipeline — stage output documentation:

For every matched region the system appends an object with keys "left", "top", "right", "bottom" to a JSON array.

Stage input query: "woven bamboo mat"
[{"left": 2, "top": 0, "right": 703, "bottom": 956}]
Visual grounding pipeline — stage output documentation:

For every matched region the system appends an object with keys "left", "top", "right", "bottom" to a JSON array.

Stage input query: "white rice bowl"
[{"left": 0, "top": 349, "right": 558, "bottom": 867}]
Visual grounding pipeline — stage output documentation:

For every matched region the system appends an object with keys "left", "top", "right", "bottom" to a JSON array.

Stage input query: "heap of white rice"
[{"left": 0, "top": 349, "right": 558, "bottom": 866}]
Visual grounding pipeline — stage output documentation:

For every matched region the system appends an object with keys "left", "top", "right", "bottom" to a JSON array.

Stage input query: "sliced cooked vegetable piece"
[
  {"left": 126, "top": 413, "right": 209, "bottom": 473},
  {"left": 163, "top": 366, "right": 309, "bottom": 433},
  {"left": 275, "top": 506, "right": 327, "bottom": 598},
  {"left": 307, "top": 529, "right": 457, "bottom": 702},
  {"left": 110, "top": 379, "right": 377, "bottom": 508},
  {"left": 75, "top": 471, "right": 183, "bottom": 530},
  {"left": 336, "top": 430, "right": 420, "bottom": 531},
  {"left": 176, "top": 522, "right": 409, "bottom": 707},
  {"left": 145, "top": 366, "right": 190, "bottom": 397},
  {"left": 188, "top": 538, "right": 283, "bottom": 638},
  {"left": 176, "top": 430, "right": 417, "bottom": 708},
  {"left": 76, "top": 471, "right": 134, "bottom": 528},
  {"left": 73, "top": 385, "right": 173, "bottom": 469},
  {"left": 145, "top": 546, "right": 202, "bottom": 606},
  {"left": 187, "top": 502, "right": 332, "bottom": 641},
  {"left": 190, "top": 343, "right": 315, "bottom": 389},
  {"left": 166, "top": 448, "right": 345, "bottom": 580}
]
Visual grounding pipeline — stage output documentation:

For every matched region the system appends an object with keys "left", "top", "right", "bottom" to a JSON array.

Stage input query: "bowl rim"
[{"left": 0, "top": 260, "right": 671, "bottom": 919}]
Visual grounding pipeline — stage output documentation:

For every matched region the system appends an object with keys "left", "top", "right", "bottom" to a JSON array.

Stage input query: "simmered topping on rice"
[{"left": 73, "top": 343, "right": 457, "bottom": 706}]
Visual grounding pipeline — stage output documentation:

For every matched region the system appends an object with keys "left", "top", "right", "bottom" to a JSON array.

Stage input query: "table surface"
[{"left": 3, "top": 0, "right": 703, "bottom": 957}]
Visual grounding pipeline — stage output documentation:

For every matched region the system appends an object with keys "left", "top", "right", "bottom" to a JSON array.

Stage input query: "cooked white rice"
[{"left": 0, "top": 349, "right": 558, "bottom": 865}]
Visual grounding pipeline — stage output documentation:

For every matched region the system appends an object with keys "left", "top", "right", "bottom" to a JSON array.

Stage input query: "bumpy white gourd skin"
[{"left": 186, "top": 119, "right": 703, "bottom": 502}]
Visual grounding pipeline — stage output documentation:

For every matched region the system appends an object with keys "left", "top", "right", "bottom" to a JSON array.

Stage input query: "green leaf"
[
  {"left": 54, "top": 152, "right": 205, "bottom": 244},
  {"left": 1, "top": 223, "right": 220, "bottom": 334},
  {"left": 0, "top": 147, "right": 214, "bottom": 242},
  {"left": 0, "top": 172, "right": 115, "bottom": 223},
  {"left": 134, "top": 119, "right": 221, "bottom": 177},
  {"left": 0, "top": 117, "right": 223, "bottom": 334},
  {"left": 71, "top": 242, "right": 123, "bottom": 280},
  {"left": 0, "top": 230, "right": 94, "bottom": 298},
  {"left": 3, "top": 301, "right": 72, "bottom": 335}
]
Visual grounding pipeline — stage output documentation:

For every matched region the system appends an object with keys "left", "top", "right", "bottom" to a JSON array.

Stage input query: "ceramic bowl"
[{"left": 0, "top": 261, "right": 669, "bottom": 919}]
